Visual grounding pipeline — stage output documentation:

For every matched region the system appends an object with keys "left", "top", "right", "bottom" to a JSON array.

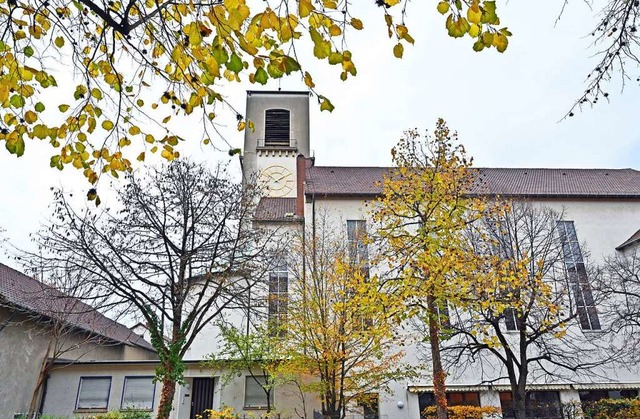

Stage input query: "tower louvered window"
[{"left": 264, "top": 109, "right": 291, "bottom": 147}]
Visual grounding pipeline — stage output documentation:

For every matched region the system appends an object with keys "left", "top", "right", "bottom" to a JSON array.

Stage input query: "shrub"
[
  {"left": 197, "top": 407, "right": 239, "bottom": 419},
  {"left": 422, "top": 405, "right": 501, "bottom": 418},
  {"left": 582, "top": 398, "right": 640, "bottom": 419}
]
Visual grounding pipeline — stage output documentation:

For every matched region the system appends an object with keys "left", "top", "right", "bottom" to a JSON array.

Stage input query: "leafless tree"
[
  {"left": 437, "top": 202, "right": 620, "bottom": 419},
  {"left": 598, "top": 247, "right": 640, "bottom": 363},
  {"left": 565, "top": 1, "right": 640, "bottom": 117},
  {"left": 25, "top": 160, "right": 279, "bottom": 419}
]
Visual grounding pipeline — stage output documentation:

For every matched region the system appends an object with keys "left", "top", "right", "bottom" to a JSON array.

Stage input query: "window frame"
[
  {"left": 243, "top": 375, "right": 274, "bottom": 409},
  {"left": 120, "top": 376, "right": 156, "bottom": 411},
  {"left": 264, "top": 108, "right": 291, "bottom": 147},
  {"left": 268, "top": 260, "right": 288, "bottom": 336},
  {"left": 557, "top": 220, "right": 601, "bottom": 330},
  {"left": 75, "top": 376, "right": 112, "bottom": 411}
]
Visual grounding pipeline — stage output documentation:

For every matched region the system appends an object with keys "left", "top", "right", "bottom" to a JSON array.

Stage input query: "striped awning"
[{"left": 408, "top": 383, "right": 640, "bottom": 393}]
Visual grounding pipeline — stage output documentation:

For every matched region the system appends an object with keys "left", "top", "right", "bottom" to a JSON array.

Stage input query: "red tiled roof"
[
  {"left": 255, "top": 197, "right": 298, "bottom": 221},
  {"left": 0, "top": 264, "right": 155, "bottom": 351},
  {"left": 305, "top": 167, "right": 640, "bottom": 198},
  {"left": 616, "top": 229, "right": 640, "bottom": 250}
]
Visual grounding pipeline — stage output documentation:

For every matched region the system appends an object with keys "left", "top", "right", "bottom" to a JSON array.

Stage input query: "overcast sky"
[{"left": 1, "top": 0, "right": 639, "bottom": 264}]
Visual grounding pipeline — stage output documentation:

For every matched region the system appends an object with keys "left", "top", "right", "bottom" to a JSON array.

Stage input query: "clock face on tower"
[{"left": 259, "top": 165, "right": 294, "bottom": 197}]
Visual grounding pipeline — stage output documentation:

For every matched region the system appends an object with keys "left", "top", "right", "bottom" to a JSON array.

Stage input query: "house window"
[
  {"left": 76, "top": 377, "right": 111, "bottom": 410},
  {"left": 347, "top": 220, "right": 368, "bottom": 266},
  {"left": 419, "top": 392, "right": 480, "bottom": 418},
  {"left": 504, "top": 307, "right": 519, "bottom": 331},
  {"left": 121, "top": 376, "right": 155, "bottom": 410},
  {"left": 579, "top": 389, "right": 638, "bottom": 403},
  {"left": 358, "top": 393, "right": 379, "bottom": 419},
  {"left": 264, "top": 109, "right": 290, "bottom": 147},
  {"left": 244, "top": 376, "right": 274, "bottom": 409},
  {"left": 499, "top": 391, "right": 562, "bottom": 419},
  {"left": 268, "top": 260, "right": 288, "bottom": 336},
  {"left": 557, "top": 221, "right": 601, "bottom": 330}
]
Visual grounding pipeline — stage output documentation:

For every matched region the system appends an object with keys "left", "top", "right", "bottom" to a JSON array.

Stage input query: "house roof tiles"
[
  {"left": 255, "top": 197, "right": 298, "bottom": 221},
  {"left": 305, "top": 167, "right": 640, "bottom": 198},
  {"left": 0, "top": 264, "right": 155, "bottom": 351}
]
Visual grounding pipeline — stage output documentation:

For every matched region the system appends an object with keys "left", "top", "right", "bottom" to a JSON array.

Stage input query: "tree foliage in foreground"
[
  {"left": 372, "top": 119, "right": 485, "bottom": 419},
  {"left": 277, "top": 216, "right": 410, "bottom": 419},
  {"left": 24, "top": 160, "right": 276, "bottom": 419},
  {"left": 0, "top": 0, "right": 509, "bottom": 190},
  {"left": 443, "top": 202, "right": 619, "bottom": 419}
]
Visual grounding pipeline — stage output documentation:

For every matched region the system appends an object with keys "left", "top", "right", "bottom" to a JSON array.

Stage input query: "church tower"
[{"left": 241, "top": 91, "right": 311, "bottom": 198}]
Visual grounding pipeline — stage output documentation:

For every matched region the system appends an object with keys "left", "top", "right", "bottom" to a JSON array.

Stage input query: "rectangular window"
[
  {"left": 76, "top": 377, "right": 111, "bottom": 410},
  {"left": 347, "top": 220, "right": 368, "bottom": 266},
  {"left": 504, "top": 307, "right": 519, "bottom": 331},
  {"left": 557, "top": 221, "right": 601, "bottom": 330},
  {"left": 579, "top": 389, "right": 639, "bottom": 403},
  {"left": 121, "top": 376, "right": 155, "bottom": 410},
  {"left": 268, "top": 260, "right": 288, "bottom": 336},
  {"left": 419, "top": 392, "right": 480, "bottom": 418},
  {"left": 244, "top": 376, "right": 274, "bottom": 409},
  {"left": 264, "top": 109, "right": 290, "bottom": 147},
  {"left": 499, "top": 391, "right": 562, "bottom": 419}
]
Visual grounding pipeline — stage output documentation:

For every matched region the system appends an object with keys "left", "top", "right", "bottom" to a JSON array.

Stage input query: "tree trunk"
[
  {"left": 513, "top": 391, "right": 527, "bottom": 419},
  {"left": 27, "top": 339, "right": 53, "bottom": 418},
  {"left": 157, "top": 375, "right": 177, "bottom": 419},
  {"left": 427, "top": 295, "right": 447, "bottom": 419}
]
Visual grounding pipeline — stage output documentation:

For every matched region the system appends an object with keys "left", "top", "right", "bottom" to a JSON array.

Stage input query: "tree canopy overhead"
[{"left": 0, "top": 0, "right": 510, "bottom": 194}]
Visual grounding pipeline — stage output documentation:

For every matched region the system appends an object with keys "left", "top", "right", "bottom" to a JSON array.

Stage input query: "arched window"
[{"left": 264, "top": 108, "right": 290, "bottom": 147}]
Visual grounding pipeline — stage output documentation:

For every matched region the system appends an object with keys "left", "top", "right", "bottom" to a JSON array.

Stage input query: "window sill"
[
  {"left": 244, "top": 406, "right": 270, "bottom": 410},
  {"left": 74, "top": 408, "right": 108, "bottom": 413}
]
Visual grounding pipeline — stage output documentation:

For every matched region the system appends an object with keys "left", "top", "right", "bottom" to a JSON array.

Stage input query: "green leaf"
[
  {"left": 254, "top": 67, "right": 268, "bottom": 85},
  {"left": 58, "top": 104, "right": 70, "bottom": 112},
  {"left": 23, "top": 46, "right": 34, "bottom": 57},
  {"left": 328, "top": 52, "right": 343, "bottom": 65},
  {"left": 101, "top": 120, "right": 114, "bottom": 130},
  {"left": 35, "top": 102, "right": 45, "bottom": 112},
  {"left": 6, "top": 137, "right": 25, "bottom": 157},
  {"left": 9, "top": 95, "right": 25, "bottom": 108},
  {"left": 54, "top": 36, "right": 65, "bottom": 48},
  {"left": 319, "top": 96, "right": 334, "bottom": 112},
  {"left": 226, "top": 53, "right": 243, "bottom": 73}
]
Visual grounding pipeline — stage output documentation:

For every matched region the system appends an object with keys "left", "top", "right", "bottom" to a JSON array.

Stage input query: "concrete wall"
[
  {"left": 42, "top": 362, "right": 161, "bottom": 417},
  {"left": 0, "top": 306, "right": 133, "bottom": 418}
]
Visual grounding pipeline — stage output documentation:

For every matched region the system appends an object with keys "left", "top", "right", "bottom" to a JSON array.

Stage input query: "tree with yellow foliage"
[
  {"left": 371, "top": 119, "right": 485, "bottom": 419},
  {"left": 0, "top": 0, "right": 510, "bottom": 200},
  {"left": 442, "top": 202, "right": 619, "bottom": 419},
  {"left": 276, "top": 215, "right": 411, "bottom": 419}
]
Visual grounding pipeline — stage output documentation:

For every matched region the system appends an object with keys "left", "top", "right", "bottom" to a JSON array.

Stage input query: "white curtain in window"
[
  {"left": 122, "top": 377, "right": 155, "bottom": 409},
  {"left": 77, "top": 377, "right": 111, "bottom": 409}
]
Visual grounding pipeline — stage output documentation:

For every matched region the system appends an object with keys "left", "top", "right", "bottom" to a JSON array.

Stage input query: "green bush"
[{"left": 582, "top": 398, "right": 640, "bottom": 419}]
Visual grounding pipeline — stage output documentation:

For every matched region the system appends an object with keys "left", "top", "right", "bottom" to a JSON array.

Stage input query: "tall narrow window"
[
  {"left": 557, "top": 221, "right": 601, "bottom": 330},
  {"left": 347, "top": 220, "right": 368, "bottom": 266},
  {"left": 264, "top": 109, "right": 290, "bottom": 147},
  {"left": 268, "top": 260, "right": 288, "bottom": 336},
  {"left": 504, "top": 308, "right": 519, "bottom": 331}
]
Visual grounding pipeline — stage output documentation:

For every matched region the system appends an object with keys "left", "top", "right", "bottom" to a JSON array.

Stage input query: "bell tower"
[{"left": 241, "top": 91, "right": 311, "bottom": 198}]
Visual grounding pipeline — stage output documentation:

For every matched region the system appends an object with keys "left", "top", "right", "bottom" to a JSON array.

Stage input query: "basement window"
[{"left": 264, "top": 109, "right": 291, "bottom": 147}]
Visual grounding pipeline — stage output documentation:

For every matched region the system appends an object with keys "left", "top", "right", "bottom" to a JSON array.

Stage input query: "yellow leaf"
[
  {"left": 467, "top": 3, "right": 482, "bottom": 24},
  {"left": 24, "top": 110, "right": 37, "bottom": 124},
  {"left": 329, "top": 25, "right": 342, "bottom": 37},
  {"left": 469, "top": 23, "right": 480, "bottom": 38},
  {"left": 54, "top": 37, "right": 65, "bottom": 48},
  {"left": 299, "top": 0, "right": 313, "bottom": 18},
  {"left": 137, "top": 152, "right": 145, "bottom": 161},
  {"left": 129, "top": 126, "right": 141, "bottom": 135},
  {"left": 102, "top": 120, "right": 114, "bottom": 130},
  {"left": 351, "top": 18, "right": 363, "bottom": 30},
  {"left": 304, "top": 71, "right": 315, "bottom": 88},
  {"left": 384, "top": 0, "right": 400, "bottom": 5},
  {"left": 437, "top": 1, "right": 450, "bottom": 14},
  {"left": 393, "top": 43, "right": 404, "bottom": 58}
]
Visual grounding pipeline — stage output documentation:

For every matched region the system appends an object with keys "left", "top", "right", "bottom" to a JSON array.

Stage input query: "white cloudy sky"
[{"left": 1, "top": 0, "right": 639, "bottom": 263}]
